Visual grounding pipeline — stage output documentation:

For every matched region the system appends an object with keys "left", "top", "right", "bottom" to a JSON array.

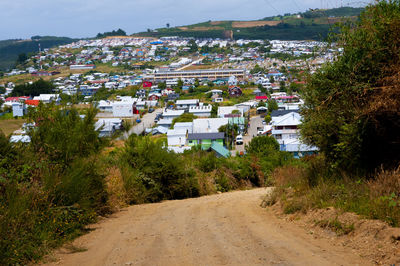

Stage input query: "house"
[
  {"left": 5, "top": 96, "right": 30, "bottom": 103},
  {"left": 167, "top": 93, "right": 180, "bottom": 101},
  {"left": 80, "top": 85, "right": 99, "bottom": 96},
  {"left": 187, "top": 132, "right": 225, "bottom": 150},
  {"left": 271, "top": 112, "right": 317, "bottom": 157},
  {"left": 25, "top": 100, "right": 40, "bottom": 107},
  {"left": 175, "top": 99, "right": 199, "bottom": 111},
  {"left": 235, "top": 101, "right": 256, "bottom": 113},
  {"left": 228, "top": 86, "right": 242, "bottom": 97},
  {"left": 255, "top": 95, "right": 269, "bottom": 101},
  {"left": 95, "top": 118, "right": 122, "bottom": 137},
  {"left": 70, "top": 64, "right": 96, "bottom": 70},
  {"left": 157, "top": 118, "right": 174, "bottom": 129},
  {"left": 161, "top": 109, "right": 185, "bottom": 121},
  {"left": 148, "top": 93, "right": 161, "bottom": 101},
  {"left": 112, "top": 101, "right": 134, "bottom": 117},
  {"left": 188, "top": 105, "right": 212, "bottom": 117},
  {"left": 97, "top": 100, "right": 113, "bottom": 112},
  {"left": 167, "top": 128, "right": 188, "bottom": 146},
  {"left": 193, "top": 118, "right": 229, "bottom": 133},
  {"left": 217, "top": 106, "right": 243, "bottom": 118},
  {"left": 136, "top": 89, "right": 147, "bottom": 98},
  {"left": 32, "top": 94, "right": 60, "bottom": 104},
  {"left": 12, "top": 102, "right": 25, "bottom": 117}
]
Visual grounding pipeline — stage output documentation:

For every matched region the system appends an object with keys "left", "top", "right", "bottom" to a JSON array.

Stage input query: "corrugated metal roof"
[
  {"left": 211, "top": 143, "right": 230, "bottom": 158},
  {"left": 187, "top": 132, "right": 225, "bottom": 140}
]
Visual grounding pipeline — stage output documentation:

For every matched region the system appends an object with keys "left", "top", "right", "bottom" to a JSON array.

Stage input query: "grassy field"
[{"left": 0, "top": 119, "right": 26, "bottom": 136}]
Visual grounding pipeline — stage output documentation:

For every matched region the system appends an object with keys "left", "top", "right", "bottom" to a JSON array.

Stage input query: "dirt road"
[{"left": 46, "top": 189, "right": 370, "bottom": 266}]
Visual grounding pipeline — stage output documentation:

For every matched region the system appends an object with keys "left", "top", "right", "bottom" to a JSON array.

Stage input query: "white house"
[
  {"left": 95, "top": 118, "right": 122, "bottom": 137},
  {"left": 112, "top": 102, "right": 134, "bottom": 117},
  {"left": 193, "top": 118, "right": 229, "bottom": 133},
  {"left": 97, "top": 100, "right": 113, "bottom": 112},
  {"left": 12, "top": 103, "right": 25, "bottom": 117},
  {"left": 271, "top": 112, "right": 317, "bottom": 157},
  {"left": 217, "top": 106, "right": 243, "bottom": 118},
  {"left": 32, "top": 94, "right": 60, "bottom": 104},
  {"left": 167, "top": 128, "right": 188, "bottom": 146},
  {"left": 189, "top": 105, "right": 212, "bottom": 117},
  {"left": 162, "top": 109, "right": 185, "bottom": 121},
  {"left": 175, "top": 99, "right": 199, "bottom": 111}
]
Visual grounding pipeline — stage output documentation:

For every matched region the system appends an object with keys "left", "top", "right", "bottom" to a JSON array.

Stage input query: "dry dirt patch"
[{"left": 232, "top": 20, "right": 280, "bottom": 28}]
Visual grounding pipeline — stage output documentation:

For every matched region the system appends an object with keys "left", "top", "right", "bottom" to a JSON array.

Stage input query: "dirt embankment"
[
  {"left": 267, "top": 201, "right": 400, "bottom": 265},
  {"left": 43, "top": 188, "right": 378, "bottom": 266}
]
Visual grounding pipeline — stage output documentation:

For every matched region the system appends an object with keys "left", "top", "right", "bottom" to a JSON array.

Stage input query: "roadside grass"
[
  {"left": 0, "top": 118, "right": 26, "bottom": 136},
  {"left": 265, "top": 160, "right": 400, "bottom": 227},
  {"left": 314, "top": 218, "right": 355, "bottom": 236}
]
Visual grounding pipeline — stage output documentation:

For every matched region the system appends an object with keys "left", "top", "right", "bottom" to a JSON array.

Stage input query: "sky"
[{"left": 1, "top": 0, "right": 367, "bottom": 40}]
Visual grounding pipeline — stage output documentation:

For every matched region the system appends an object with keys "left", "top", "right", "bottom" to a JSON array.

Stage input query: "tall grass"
[{"left": 267, "top": 156, "right": 400, "bottom": 227}]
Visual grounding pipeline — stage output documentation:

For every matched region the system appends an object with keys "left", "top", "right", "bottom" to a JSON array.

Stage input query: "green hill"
[
  {"left": 0, "top": 36, "right": 77, "bottom": 71},
  {"left": 134, "top": 7, "right": 364, "bottom": 40}
]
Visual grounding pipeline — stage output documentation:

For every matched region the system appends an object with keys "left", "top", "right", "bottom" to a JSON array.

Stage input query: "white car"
[{"left": 236, "top": 135, "right": 243, "bottom": 145}]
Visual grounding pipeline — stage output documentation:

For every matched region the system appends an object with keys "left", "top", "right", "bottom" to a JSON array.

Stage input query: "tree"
[
  {"left": 158, "top": 81, "right": 166, "bottom": 90},
  {"left": 16, "top": 53, "right": 28, "bottom": 65},
  {"left": 188, "top": 40, "right": 198, "bottom": 53},
  {"left": 11, "top": 79, "right": 55, "bottom": 97},
  {"left": 301, "top": 1, "right": 400, "bottom": 174},
  {"left": 269, "top": 76, "right": 275, "bottom": 83},
  {"left": 211, "top": 103, "right": 219, "bottom": 118},
  {"left": 246, "top": 136, "right": 280, "bottom": 156},
  {"left": 166, "top": 23, "right": 170, "bottom": 28},
  {"left": 177, "top": 78, "right": 183, "bottom": 88},
  {"left": 250, "top": 64, "right": 265, "bottom": 74},
  {"left": 267, "top": 99, "right": 278, "bottom": 113},
  {"left": 279, "top": 81, "right": 286, "bottom": 91}
]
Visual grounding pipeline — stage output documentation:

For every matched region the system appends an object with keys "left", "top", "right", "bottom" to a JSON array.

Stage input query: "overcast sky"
[{"left": 1, "top": 0, "right": 367, "bottom": 40}]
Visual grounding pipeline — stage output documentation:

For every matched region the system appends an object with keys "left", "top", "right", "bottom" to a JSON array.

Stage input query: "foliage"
[
  {"left": 250, "top": 64, "right": 265, "bottom": 74},
  {"left": 267, "top": 99, "right": 278, "bottom": 113},
  {"left": 0, "top": 105, "right": 108, "bottom": 264},
  {"left": 96, "top": 29, "right": 127, "bottom": 38},
  {"left": 268, "top": 157, "right": 400, "bottom": 227},
  {"left": 119, "top": 135, "right": 200, "bottom": 203},
  {"left": 0, "top": 36, "right": 76, "bottom": 71},
  {"left": 301, "top": 1, "right": 400, "bottom": 174},
  {"left": 11, "top": 79, "right": 55, "bottom": 97},
  {"left": 171, "top": 113, "right": 197, "bottom": 127},
  {"left": 16, "top": 53, "right": 28, "bottom": 65}
]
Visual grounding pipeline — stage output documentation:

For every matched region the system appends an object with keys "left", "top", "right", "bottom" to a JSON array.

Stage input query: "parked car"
[
  {"left": 136, "top": 118, "right": 142, "bottom": 123},
  {"left": 236, "top": 134, "right": 243, "bottom": 145},
  {"left": 148, "top": 108, "right": 155, "bottom": 113},
  {"left": 154, "top": 113, "right": 162, "bottom": 122}
]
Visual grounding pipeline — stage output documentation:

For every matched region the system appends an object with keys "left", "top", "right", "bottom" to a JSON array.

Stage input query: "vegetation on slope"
[
  {"left": 266, "top": 1, "right": 400, "bottom": 227},
  {"left": 0, "top": 36, "right": 76, "bottom": 71},
  {"left": 135, "top": 7, "right": 363, "bottom": 40},
  {"left": 0, "top": 103, "right": 294, "bottom": 264}
]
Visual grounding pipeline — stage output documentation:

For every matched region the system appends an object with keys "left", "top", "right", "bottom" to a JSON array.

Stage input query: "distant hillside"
[
  {"left": 134, "top": 7, "right": 364, "bottom": 40},
  {"left": 0, "top": 36, "right": 77, "bottom": 71}
]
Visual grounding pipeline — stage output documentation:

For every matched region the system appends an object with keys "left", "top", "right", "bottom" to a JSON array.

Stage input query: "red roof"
[
  {"left": 25, "top": 100, "right": 40, "bottom": 106},
  {"left": 256, "top": 96, "right": 269, "bottom": 100},
  {"left": 5, "top": 96, "right": 30, "bottom": 102}
]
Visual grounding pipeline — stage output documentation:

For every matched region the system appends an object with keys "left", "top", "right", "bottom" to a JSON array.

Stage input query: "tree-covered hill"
[
  {"left": 133, "top": 7, "right": 364, "bottom": 40},
  {"left": 0, "top": 36, "right": 76, "bottom": 71}
]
